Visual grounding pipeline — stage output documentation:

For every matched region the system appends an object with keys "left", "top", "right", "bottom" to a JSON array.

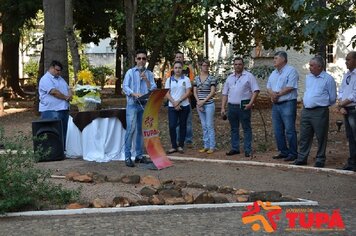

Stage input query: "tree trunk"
[
  {"left": 1, "top": 12, "right": 26, "bottom": 97},
  {"left": 124, "top": 0, "right": 137, "bottom": 67},
  {"left": 0, "top": 16, "right": 4, "bottom": 112},
  {"left": 65, "top": 0, "right": 81, "bottom": 83},
  {"left": 43, "top": 0, "right": 68, "bottom": 82},
  {"left": 115, "top": 34, "right": 123, "bottom": 96}
]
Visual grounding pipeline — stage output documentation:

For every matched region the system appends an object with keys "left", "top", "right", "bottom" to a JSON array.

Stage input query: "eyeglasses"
[
  {"left": 54, "top": 68, "right": 62, "bottom": 72},
  {"left": 201, "top": 64, "right": 210, "bottom": 67},
  {"left": 346, "top": 75, "right": 351, "bottom": 85},
  {"left": 137, "top": 57, "right": 147, "bottom": 60}
]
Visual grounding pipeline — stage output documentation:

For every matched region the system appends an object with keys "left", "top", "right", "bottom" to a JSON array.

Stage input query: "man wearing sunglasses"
[
  {"left": 38, "top": 60, "right": 72, "bottom": 146},
  {"left": 123, "top": 49, "right": 157, "bottom": 167},
  {"left": 337, "top": 51, "right": 356, "bottom": 171}
]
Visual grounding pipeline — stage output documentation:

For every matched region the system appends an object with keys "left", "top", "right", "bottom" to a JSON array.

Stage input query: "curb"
[
  {"left": 168, "top": 156, "right": 356, "bottom": 176},
  {"left": 3, "top": 198, "right": 318, "bottom": 217}
]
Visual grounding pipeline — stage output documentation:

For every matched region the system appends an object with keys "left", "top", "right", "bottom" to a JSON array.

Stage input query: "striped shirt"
[{"left": 193, "top": 75, "right": 217, "bottom": 104}]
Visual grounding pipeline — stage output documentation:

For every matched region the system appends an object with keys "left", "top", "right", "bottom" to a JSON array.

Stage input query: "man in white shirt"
[{"left": 337, "top": 51, "right": 356, "bottom": 171}]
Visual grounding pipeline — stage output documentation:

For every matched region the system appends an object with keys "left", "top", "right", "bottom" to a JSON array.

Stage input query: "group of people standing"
[
  {"left": 37, "top": 49, "right": 356, "bottom": 172},
  {"left": 267, "top": 51, "right": 356, "bottom": 172}
]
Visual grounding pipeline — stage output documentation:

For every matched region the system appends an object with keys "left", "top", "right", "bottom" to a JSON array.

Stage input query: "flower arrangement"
[{"left": 71, "top": 69, "right": 101, "bottom": 111}]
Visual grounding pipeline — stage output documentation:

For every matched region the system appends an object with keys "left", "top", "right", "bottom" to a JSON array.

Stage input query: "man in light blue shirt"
[
  {"left": 39, "top": 60, "right": 72, "bottom": 145},
  {"left": 123, "top": 49, "right": 157, "bottom": 167},
  {"left": 267, "top": 51, "right": 299, "bottom": 161},
  {"left": 337, "top": 51, "right": 356, "bottom": 171},
  {"left": 294, "top": 56, "right": 336, "bottom": 168}
]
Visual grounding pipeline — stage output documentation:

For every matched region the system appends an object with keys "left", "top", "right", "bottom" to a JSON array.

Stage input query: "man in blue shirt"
[
  {"left": 39, "top": 60, "right": 72, "bottom": 145},
  {"left": 293, "top": 56, "right": 336, "bottom": 168},
  {"left": 337, "top": 51, "right": 356, "bottom": 171},
  {"left": 267, "top": 51, "right": 299, "bottom": 161},
  {"left": 123, "top": 49, "right": 157, "bottom": 167}
]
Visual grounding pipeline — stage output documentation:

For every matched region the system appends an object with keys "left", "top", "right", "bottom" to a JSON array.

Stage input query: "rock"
[
  {"left": 92, "top": 172, "right": 108, "bottom": 183},
  {"left": 235, "top": 189, "right": 250, "bottom": 195},
  {"left": 158, "top": 189, "right": 182, "bottom": 198},
  {"left": 173, "top": 179, "right": 188, "bottom": 188},
  {"left": 140, "top": 186, "right": 157, "bottom": 197},
  {"left": 205, "top": 184, "right": 219, "bottom": 191},
  {"left": 164, "top": 197, "right": 186, "bottom": 205},
  {"left": 211, "top": 193, "right": 230, "bottom": 203},
  {"left": 248, "top": 191, "right": 282, "bottom": 202},
  {"left": 72, "top": 174, "right": 93, "bottom": 183},
  {"left": 107, "top": 176, "right": 122, "bottom": 182},
  {"left": 136, "top": 198, "right": 150, "bottom": 206},
  {"left": 66, "top": 203, "right": 86, "bottom": 209},
  {"left": 140, "top": 175, "right": 161, "bottom": 187},
  {"left": 149, "top": 195, "right": 165, "bottom": 205},
  {"left": 65, "top": 171, "right": 81, "bottom": 180},
  {"left": 92, "top": 198, "right": 107, "bottom": 208},
  {"left": 183, "top": 192, "right": 194, "bottom": 204},
  {"left": 194, "top": 192, "right": 215, "bottom": 204},
  {"left": 121, "top": 175, "right": 140, "bottom": 184},
  {"left": 113, "top": 196, "right": 130, "bottom": 207},
  {"left": 218, "top": 186, "right": 235, "bottom": 194},
  {"left": 187, "top": 182, "right": 204, "bottom": 189},
  {"left": 236, "top": 195, "right": 249, "bottom": 202}
]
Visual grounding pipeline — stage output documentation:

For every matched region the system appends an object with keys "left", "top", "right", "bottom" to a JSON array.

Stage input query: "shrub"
[
  {"left": 0, "top": 127, "right": 80, "bottom": 214},
  {"left": 89, "top": 66, "right": 114, "bottom": 88}
]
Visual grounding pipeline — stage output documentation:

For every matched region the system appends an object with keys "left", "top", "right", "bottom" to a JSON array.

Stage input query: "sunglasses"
[
  {"left": 346, "top": 75, "right": 351, "bottom": 85},
  {"left": 137, "top": 57, "right": 147, "bottom": 60},
  {"left": 54, "top": 68, "right": 62, "bottom": 72}
]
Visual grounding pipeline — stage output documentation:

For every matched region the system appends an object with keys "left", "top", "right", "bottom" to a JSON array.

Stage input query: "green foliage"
[
  {"left": 0, "top": 128, "right": 80, "bottom": 214},
  {"left": 249, "top": 65, "right": 275, "bottom": 80},
  {"left": 23, "top": 59, "right": 39, "bottom": 85},
  {"left": 89, "top": 66, "right": 114, "bottom": 88},
  {"left": 207, "top": 0, "right": 356, "bottom": 55}
]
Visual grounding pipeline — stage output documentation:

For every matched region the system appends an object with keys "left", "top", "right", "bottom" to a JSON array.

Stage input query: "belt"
[
  {"left": 304, "top": 106, "right": 328, "bottom": 110},
  {"left": 228, "top": 103, "right": 240, "bottom": 106},
  {"left": 275, "top": 99, "right": 296, "bottom": 105},
  {"left": 345, "top": 106, "right": 356, "bottom": 110}
]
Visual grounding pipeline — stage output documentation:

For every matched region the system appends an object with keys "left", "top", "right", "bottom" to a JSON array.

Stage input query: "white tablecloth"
[{"left": 66, "top": 116, "right": 136, "bottom": 162}]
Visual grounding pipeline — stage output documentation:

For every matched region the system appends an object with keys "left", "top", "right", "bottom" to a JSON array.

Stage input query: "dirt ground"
[{"left": 0, "top": 94, "right": 353, "bottom": 207}]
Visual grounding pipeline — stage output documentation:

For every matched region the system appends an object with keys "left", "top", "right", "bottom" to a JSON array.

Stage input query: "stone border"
[
  {"left": 3, "top": 198, "right": 318, "bottom": 217},
  {"left": 168, "top": 156, "right": 356, "bottom": 176}
]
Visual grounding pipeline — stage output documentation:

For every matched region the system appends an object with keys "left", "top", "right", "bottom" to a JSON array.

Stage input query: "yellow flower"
[{"left": 77, "top": 69, "right": 95, "bottom": 85}]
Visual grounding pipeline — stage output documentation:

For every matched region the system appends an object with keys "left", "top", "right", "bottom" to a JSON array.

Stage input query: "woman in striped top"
[{"left": 193, "top": 59, "right": 217, "bottom": 154}]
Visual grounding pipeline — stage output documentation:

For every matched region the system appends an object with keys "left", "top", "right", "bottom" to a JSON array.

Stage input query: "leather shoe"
[
  {"left": 342, "top": 165, "right": 355, "bottom": 171},
  {"left": 314, "top": 162, "right": 325, "bottom": 168},
  {"left": 125, "top": 158, "right": 135, "bottom": 167},
  {"left": 135, "top": 156, "right": 152, "bottom": 164},
  {"left": 272, "top": 154, "right": 288, "bottom": 159},
  {"left": 226, "top": 150, "right": 240, "bottom": 156},
  {"left": 284, "top": 156, "right": 296, "bottom": 161},
  {"left": 293, "top": 160, "right": 307, "bottom": 166},
  {"left": 244, "top": 152, "right": 251, "bottom": 157}
]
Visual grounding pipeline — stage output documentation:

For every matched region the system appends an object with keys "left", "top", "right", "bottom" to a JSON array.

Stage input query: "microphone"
[{"left": 139, "top": 67, "right": 146, "bottom": 80}]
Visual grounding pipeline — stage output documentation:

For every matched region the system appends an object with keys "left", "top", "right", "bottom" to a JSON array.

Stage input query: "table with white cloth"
[{"left": 65, "top": 108, "right": 136, "bottom": 162}]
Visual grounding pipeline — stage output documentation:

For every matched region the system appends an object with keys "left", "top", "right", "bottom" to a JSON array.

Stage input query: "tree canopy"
[{"left": 207, "top": 0, "right": 356, "bottom": 55}]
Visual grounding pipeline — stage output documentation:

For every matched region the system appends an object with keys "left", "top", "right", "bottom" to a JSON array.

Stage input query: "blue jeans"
[
  {"left": 227, "top": 103, "right": 252, "bottom": 154},
  {"left": 272, "top": 100, "right": 298, "bottom": 157},
  {"left": 124, "top": 103, "right": 144, "bottom": 160},
  {"left": 344, "top": 108, "right": 356, "bottom": 168},
  {"left": 41, "top": 110, "right": 69, "bottom": 148},
  {"left": 176, "top": 105, "right": 193, "bottom": 144},
  {"left": 197, "top": 102, "right": 215, "bottom": 149},
  {"left": 169, "top": 105, "right": 190, "bottom": 148}
]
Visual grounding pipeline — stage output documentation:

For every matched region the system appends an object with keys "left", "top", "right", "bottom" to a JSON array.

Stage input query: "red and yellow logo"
[{"left": 242, "top": 201, "right": 345, "bottom": 233}]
